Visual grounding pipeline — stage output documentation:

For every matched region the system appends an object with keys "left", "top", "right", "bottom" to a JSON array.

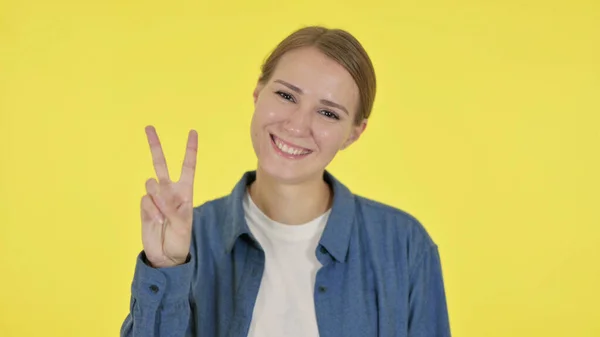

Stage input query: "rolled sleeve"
[
  {"left": 132, "top": 251, "right": 194, "bottom": 305},
  {"left": 121, "top": 251, "right": 195, "bottom": 337}
]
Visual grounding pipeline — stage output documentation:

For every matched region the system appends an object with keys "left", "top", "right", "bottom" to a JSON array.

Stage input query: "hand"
[{"left": 140, "top": 125, "right": 198, "bottom": 268}]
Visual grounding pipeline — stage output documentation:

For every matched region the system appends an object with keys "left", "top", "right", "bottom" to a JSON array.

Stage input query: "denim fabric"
[{"left": 120, "top": 170, "right": 451, "bottom": 337}]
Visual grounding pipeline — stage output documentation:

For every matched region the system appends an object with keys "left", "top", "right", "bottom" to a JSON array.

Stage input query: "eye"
[
  {"left": 275, "top": 90, "right": 295, "bottom": 103},
  {"left": 319, "top": 110, "right": 340, "bottom": 120}
]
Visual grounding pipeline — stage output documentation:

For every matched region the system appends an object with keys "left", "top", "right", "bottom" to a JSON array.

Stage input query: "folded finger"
[
  {"left": 141, "top": 194, "right": 164, "bottom": 224},
  {"left": 145, "top": 178, "right": 160, "bottom": 196}
]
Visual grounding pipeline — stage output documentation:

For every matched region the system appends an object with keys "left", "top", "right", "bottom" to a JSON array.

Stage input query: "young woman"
[{"left": 121, "top": 26, "right": 451, "bottom": 337}]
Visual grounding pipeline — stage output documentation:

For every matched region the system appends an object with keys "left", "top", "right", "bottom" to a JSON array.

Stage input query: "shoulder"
[{"left": 352, "top": 194, "right": 438, "bottom": 263}]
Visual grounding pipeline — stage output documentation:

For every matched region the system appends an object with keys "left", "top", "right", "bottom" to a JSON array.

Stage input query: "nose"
[{"left": 283, "top": 107, "right": 312, "bottom": 137}]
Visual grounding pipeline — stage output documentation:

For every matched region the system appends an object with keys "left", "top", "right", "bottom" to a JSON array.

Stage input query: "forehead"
[{"left": 270, "top": 47, "right": 359, "bottom": 111}]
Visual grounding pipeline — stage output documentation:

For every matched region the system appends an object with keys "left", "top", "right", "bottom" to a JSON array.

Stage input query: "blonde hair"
[{"left": 258, "top": 26, "right": 376, "bottom": 125}]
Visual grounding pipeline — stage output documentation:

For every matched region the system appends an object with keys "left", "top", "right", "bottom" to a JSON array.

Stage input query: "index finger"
[
  {"left": 145, "top": 125, "right": 171, "bottom": 182},
  {"left": 179, "top": 129, "right": 198, "bottom": 188}
]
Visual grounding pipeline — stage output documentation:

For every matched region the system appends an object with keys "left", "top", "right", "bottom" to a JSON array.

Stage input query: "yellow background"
[{"left": 1, "top": 0, "right": 598, "bottom": 336}]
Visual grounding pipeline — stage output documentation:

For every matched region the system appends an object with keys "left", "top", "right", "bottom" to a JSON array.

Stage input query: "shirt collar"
[{"left": 222, "top": 170, "right": 356, "bottom": 263}]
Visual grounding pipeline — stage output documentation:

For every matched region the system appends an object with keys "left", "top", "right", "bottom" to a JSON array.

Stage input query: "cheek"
[
  {"left": 250, "top": 101, "right": 281, "bottom": 143},
  {"left": 260, "top": 91, "right": 302, "bottom": 119},
  {"left": 255, "top": 97, "right": 286, "bottom": 123},
  {"left": 313, "top": 124, "right": 348, "bottom": 151},
  {"left": 250, "top": 113, "right": 259, "bottom": 147}
]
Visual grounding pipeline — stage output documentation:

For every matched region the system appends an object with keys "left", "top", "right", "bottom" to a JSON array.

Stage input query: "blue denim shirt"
[{"left": 121, "top": 170, "right": 451, "bottom": 337}]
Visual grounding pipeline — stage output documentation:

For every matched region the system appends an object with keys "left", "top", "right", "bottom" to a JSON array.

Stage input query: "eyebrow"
[{"left": 274, "top": 79, "right": 349, "bottom": 116}]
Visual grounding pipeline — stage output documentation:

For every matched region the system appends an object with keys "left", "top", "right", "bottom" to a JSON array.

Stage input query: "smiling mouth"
[{"left": 270, "top": 134, "right": 313, "bottom": 157}]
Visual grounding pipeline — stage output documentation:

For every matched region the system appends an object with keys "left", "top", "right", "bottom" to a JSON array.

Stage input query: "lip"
[{"left": 269, "top": 133, "right": 313, "bottom": 159}]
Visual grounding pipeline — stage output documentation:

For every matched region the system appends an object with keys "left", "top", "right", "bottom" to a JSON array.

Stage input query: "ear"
[
  {"left": 341, "top": 119, "right": 368, "bottom": 150},
  {"left": 253, "top": 82, "right": 265, "bottom": 105}
]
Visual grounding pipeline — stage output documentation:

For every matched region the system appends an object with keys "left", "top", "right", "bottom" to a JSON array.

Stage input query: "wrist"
[{"left": 143, "top": 252, "right": 190, "bottom": 269}]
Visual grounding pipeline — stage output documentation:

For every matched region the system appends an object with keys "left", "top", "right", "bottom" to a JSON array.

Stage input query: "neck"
[{"left": 248, "top": 167, "right": 333, "bottom": 225}]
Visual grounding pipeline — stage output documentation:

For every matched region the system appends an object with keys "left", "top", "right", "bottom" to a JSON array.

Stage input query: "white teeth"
[{"left": 273, "top": 136, "right": 310, "bottom": 156}]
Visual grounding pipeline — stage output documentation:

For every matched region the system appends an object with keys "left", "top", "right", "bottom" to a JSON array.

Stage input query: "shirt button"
[
  {"left": 149, "top": 285, "right": 159, "bottom": 293},
  {"left": 318, "top": 286, "right": 327, "bottom": 293}
]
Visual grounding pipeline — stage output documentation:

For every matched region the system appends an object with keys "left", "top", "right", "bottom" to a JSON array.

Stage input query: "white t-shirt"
[{"left": 243, "top": 190, "right": 330, "bottom": 337}]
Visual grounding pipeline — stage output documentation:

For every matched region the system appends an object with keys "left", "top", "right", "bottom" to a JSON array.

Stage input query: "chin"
[
  {"left": 257, "top": 152, "right": 326, "bottom": 186},
  {"left": 257, "top": 160, "right": 310, "bottom": 185}
]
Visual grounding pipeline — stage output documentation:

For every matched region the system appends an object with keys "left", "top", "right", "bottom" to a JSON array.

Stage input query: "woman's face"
[{"left": 250, "top": 46, "right": 367, "bottom": 184}]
